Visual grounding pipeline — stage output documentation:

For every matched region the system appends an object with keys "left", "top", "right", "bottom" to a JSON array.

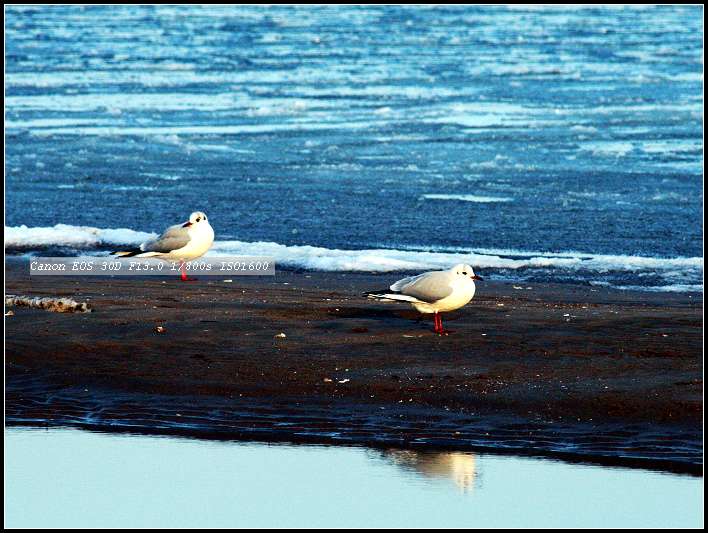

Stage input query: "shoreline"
[
  {"left": 5, "top": 258, "right": 703, "bottom": 474},
  {"left": 6, "top": 385, "right": 702, "bottom": 476}
]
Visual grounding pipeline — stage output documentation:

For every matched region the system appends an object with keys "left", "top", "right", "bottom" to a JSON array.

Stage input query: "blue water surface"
[{"left": 4, "top": 5, "right": 704, "bottom": 289}]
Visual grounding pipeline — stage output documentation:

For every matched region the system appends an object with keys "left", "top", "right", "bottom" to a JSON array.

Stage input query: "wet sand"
[{"left": 5, "top": 258, "right": 703, "bottom": 473}]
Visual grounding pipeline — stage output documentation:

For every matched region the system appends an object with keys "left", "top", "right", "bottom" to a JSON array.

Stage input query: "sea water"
[{"left": 4, "top": 5, "right": 704, "bottom": 291}]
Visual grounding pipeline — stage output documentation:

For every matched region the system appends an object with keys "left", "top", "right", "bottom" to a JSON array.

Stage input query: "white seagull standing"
[
  {"left": 112, "top": 211, "right": 214, "bottom": 281},
  {"left": 364, "top": 263, "right": 483, "bottom": 334}
]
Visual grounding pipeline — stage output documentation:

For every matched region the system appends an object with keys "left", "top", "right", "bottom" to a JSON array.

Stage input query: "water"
[
  {"left": 4, "top": 428, "right": 702, "bottom": 528},
  {"left": 4, "top": 5, "right": 704, "bottom": 291}
]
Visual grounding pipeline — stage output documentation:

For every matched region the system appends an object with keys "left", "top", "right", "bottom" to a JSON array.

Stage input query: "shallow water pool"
[{"left": 4, "top": 427, "right": 703, "bottom": 527}]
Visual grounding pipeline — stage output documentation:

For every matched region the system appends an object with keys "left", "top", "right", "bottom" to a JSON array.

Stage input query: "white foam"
[
  {"left": 421, "top": 194, "right": 513, "bottom": 203},
  {"left": 641, "top": 140, "right": 703, "bottom": 154},
  {"left": 591, "top": 282, "right": 703, "bottom": 293},
  {"left": 206, "top": 242, "right": 702, "bottom": 281},
  {"left": 17, "top": 122, "right": 375, "bottom": 137},
  {"left": 4, "top": 224, "right": 155, "bottom": 250},
  {"left": 582, "top": 141, "right": 634, "bottom": 157},
  {"left": 5, "top": 93, "right": 242, "bottom": 112},
  {"left": 471, "top": 247, "right": 703, "bottom": 271}
]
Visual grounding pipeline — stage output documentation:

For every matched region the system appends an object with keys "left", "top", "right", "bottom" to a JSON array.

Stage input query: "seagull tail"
[
  {"left": 111, "top": 248, "right": 158, "bottom": 258},
  {"left": 363, "top": 290, "right": 420, "bottom": 303}
]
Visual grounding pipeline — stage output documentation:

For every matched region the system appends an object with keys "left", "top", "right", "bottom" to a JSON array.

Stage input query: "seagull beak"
[
  {"left": 471, "top": 274, "right": 483, "bottom": 281},
  {"left": 182, "top": 221, "right": 192, "bottom": 227}
]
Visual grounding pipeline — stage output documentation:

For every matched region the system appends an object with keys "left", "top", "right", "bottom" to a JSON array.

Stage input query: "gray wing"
[
  {"left": 394, "top": 271, "right": 454, "bottom": 303},
  {"left": 390, "top": 273, "right": 426, "bottom": 292},
  {"left": 141, "top": 223, "right": 190, "bottom": 253}
]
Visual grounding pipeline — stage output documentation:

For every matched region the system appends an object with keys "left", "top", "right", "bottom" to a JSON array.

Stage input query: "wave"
[
  {"left": 421, "top": 194, "right": 513, "bottom": 203},
  {"left": 4, "top": 224, "right": 703, "bottom": 292},
  {"left": 4, "top": 224, "right": 155, "bottom": 250},
  {"left": 590, "top": 282, "right": 704, "bottom": 293},
  {"left": 209, "top": 241, "right": 703, "bottom": 275},
  {"left": 468, "top": 247, "right": 703, "bottom": 271}
]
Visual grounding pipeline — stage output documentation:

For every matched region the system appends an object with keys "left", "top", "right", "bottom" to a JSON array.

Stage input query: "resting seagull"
[
  {"left": 112, "top": 211, "right": 214, "bottom": 281},
  {"left": 364, "top": 263, "right": 483, "bottom": 334}
]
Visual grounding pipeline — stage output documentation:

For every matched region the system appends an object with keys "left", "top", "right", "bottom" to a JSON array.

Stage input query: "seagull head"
[
  {"left": 451, "top": 263, "right": 483, "bottom": 281},
  {"left": 183, "top": 211, "right": 209, "bottom": 228}
]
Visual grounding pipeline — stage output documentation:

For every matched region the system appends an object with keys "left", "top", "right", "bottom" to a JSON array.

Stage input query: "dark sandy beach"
[{"left": 5, "top": 258, "right": 703, "bottom": 474}]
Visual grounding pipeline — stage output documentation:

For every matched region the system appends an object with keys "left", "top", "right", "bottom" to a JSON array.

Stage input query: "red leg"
[
  {"left": 437, "top": 314, "right": 453, "bottom": 335},
  {"left": 179, "top": 261, "right": 197, "bottom": 282},
  {"left": 433, "top": 312, "right": 451, "bottom": 335}
]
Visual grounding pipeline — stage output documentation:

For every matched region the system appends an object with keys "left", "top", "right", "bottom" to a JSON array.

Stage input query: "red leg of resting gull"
[
  {"left": 433, "top": 312, "right": 441, "bottom": 334},
  {"left": 179, "top": 261, "right": 198, "bottom": 282},
  {"left": 434, "top": 312, "right": 451, "bottom": 335}
]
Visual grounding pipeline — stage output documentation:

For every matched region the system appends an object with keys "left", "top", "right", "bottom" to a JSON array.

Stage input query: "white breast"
[
  {"left": 412, "top": 279, "right": 476, "bottom": 314},
  {"left": 168, "top": 222, "right": 214, "bottom": 261}
]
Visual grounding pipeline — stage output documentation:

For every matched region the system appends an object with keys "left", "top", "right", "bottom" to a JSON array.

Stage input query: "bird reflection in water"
[{"left": 379, "top": 450, "right": 478, "bottom": 492}]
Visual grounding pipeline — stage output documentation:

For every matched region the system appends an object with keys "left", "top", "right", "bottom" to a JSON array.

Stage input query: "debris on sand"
[{"left": 5, "top": 295, "right": 91, "bottom": 313}]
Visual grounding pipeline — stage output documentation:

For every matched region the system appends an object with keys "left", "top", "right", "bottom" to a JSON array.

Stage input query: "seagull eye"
[
  {"left": 462, "top": 271, "right": 467, "bottom": 275},
  {"left": 196, "top": 217, "right": 201, "bottom": 222}
]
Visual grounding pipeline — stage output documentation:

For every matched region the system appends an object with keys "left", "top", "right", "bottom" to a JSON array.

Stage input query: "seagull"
[
  {"left": 112, "top": 211, "right": 214, "bottom": 281},
  {"left": 364, "top": 263, "right": 483, "bottom": 334}
]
